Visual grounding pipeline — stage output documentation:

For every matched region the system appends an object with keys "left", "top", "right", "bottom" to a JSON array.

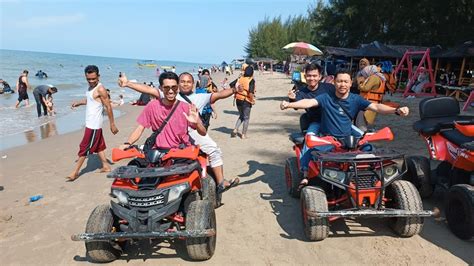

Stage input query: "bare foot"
[
  {"left": 241, "top": 134, "right": 248, "bottom": 139},
  {"left": 98, "top": 167, "right": 111, "bottom": 173},
  {"left": 66, "top": 173, "right": 79, "bottom": 182}
]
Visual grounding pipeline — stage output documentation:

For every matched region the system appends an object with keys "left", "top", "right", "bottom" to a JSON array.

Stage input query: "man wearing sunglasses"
[
  {"left": 118, "top": 72, "right": 205, "bottom": 151},
  {"left": 118, "top": 71, "right": 239, "bottom": 195}
]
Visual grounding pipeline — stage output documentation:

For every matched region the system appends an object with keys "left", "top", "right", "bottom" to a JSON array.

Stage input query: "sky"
[{"left": 1, "top": 0, "right": 316, "bottom": 64}]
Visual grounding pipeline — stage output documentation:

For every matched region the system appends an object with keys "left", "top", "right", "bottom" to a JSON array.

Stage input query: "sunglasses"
[{"left": 162, "top": 85, "right": 178, "bottom": 91}]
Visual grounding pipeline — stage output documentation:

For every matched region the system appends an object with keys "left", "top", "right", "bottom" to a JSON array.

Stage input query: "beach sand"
[{"left": 0, "top": 71, "right": 472, "bottom": 265}]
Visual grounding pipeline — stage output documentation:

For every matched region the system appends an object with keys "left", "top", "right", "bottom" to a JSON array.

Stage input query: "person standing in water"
[
  {"left": 15, "top": 70, "right": 30, "bottom": 108},
  {"left": 67, "top": 65, "right": 119, "bottom": 181}
]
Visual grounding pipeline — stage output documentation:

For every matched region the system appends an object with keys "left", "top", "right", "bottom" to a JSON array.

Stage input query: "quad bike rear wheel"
[
  {"left": 85, "top": 204, "right": 122, "bottom": 263},
  {"left": 301, "top": 186, "right": 329, "bottom": 241},
  {"left": 201, "top": 176, "right": 218, "bottom": 208},
  {"left": 405, "top": 156, "right": 434, "bottom": 198},
  {"left": 386, "top": 180, "right": 424, "bottom": 237},
  {"left": 446, "top": 184, "right": 474, "bottom": 240},
  {"left": 285, "top": 157, "right": 302, "bottom": 198},
  {"left": 185, "top": 200, "right": 216, "bottom": 260}
]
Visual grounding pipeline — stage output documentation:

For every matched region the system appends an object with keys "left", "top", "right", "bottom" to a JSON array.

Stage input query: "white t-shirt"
[
  {"left": 158, "top": 89, "right": 212, "bottom": 114},
  {"left": 177, "top": 93, "right": 211, "bottom": 114}
]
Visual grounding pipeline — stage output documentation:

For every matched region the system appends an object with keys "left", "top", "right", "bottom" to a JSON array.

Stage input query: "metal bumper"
[
  {"left": 306, "top": 208, "right": 434, "bottom": 218},
  {"left": 71, "top": 229, "right": 216, "bottom": 242}
]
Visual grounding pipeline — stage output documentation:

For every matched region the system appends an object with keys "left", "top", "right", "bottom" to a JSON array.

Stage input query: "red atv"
[
  {"left": 285, "top": 125, "right": 433, "bottom": 241},
  {"left": 406, "top": 96, "right": 474, "bottom": 240},
  {"left": 71, "top": 145, "right": 217, "bottom": 262}
]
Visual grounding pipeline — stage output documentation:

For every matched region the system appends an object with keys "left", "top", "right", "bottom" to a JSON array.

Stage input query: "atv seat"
[
  {"left": 440, "top": 129, "right": 474, "bottom": 150},
  {"left": 414, "top": 97, "right": 474, "bottom": 135},
  {"left": 289, "top": 132, "right": 305, "bottom": 145}
]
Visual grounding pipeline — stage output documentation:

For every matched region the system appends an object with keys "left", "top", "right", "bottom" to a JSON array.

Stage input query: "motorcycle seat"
[
  {"left": 289, "top": 132, "right": 305, "bottom": 145},
  {"left": 440, "top": 129, "right": 474, "bottom": 150}
]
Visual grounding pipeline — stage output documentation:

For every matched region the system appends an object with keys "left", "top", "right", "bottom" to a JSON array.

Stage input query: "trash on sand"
[
  {"left": 29, "top": 195, "right": 43, "bottom": 202},
  {"left": 1, "top": 155, "right": 6, "bottom": 159}
]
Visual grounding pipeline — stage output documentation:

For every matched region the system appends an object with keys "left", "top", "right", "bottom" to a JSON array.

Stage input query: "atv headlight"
[
  {"left": 383, "top": 165, "right": 399, "bottom": 181},
  {"left": 167, "top": 183, "right": 190, "bottom": 203},
  {"left": 111, "top": 189, "right": 129, "bottom": 206},
  {"left": 323, "top": 169, "right": 345, "bottom": 183}
]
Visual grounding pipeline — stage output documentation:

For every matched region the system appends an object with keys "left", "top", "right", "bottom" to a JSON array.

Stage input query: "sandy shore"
[{"left": 0, "top": 71, "right": 472, "bottom": 265}]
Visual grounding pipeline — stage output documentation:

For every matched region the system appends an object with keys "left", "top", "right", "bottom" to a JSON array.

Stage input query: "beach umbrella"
[{"left": 282, "top": 42, "right": 323, "bottom": 56}]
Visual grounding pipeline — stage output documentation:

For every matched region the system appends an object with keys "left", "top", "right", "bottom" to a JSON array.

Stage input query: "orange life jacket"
[
  {"left": 235, "top": 76, "right": 255, "bottom": 104},
  {"left": 360, "top": 75, "right": 385, "bottom": 103}
]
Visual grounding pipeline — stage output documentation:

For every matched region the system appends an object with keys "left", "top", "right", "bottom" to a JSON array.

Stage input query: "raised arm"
[
  {"left": 367, "top": 103, "right": 409, "bottom": 116},
  {"left": 280, "top": 98, "right": 318, "bottom": 110},
  {"left": 97, "top": 86, "right": 119, "bottom": 134},
  {"left": 210, "top": 87, "right": 236, "bottom": 103},
  {"left": 118, "top": 73, "right": 160, "bottom": 98}
]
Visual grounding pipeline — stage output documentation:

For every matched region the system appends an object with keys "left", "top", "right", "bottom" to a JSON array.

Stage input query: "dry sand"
[{"left": 0, "top": 71, "right": 473, "bottom": 265}]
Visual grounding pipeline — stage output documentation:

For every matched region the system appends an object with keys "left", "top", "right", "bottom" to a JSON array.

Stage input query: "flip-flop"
[
  {"left": 230, "top": 132, "right": 237, "bottom": 138},
  {"left": 218, "top": 178, "right": 240, "bottom": 193},
  {"left": 297, "top": 178, "right": 308, "bottom": 191}
]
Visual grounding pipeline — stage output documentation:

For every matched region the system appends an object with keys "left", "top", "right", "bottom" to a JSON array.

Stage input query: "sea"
[{"left": 0, "top": 49, "right": 209, "bottom": 151}]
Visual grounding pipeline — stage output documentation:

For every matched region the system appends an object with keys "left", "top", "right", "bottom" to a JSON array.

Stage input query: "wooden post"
[
  {"left": 458, "top": 57, "right": 466, "bottom": 86},
  {"left": 434, "top": 58, "right": 439, "bottom": 80}
]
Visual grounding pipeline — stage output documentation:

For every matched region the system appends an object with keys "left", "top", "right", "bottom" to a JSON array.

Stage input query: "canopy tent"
[
  {"left": 220, "top": 61, "right": 228, "bottom": 67},
  {"left": 353, "top": 41, "right": 401, "bottom": 58},
  {"left": 324, "top": 46, "right": 357, "bottom": 58}
]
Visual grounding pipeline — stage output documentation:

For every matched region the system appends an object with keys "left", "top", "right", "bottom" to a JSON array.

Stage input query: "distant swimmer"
[
  {"left": 35, "top": 70, "right": 48, "bottom": 79},
  {"left": 60, "top": 64, "right": 64, "bottom": 68},
  {"left": 33, "top": 84, "right": 58, "bottom": 117},
  {"left": 15, "top": 70, "right": 30, "bottom": 108},
  {"left": 0, "top": 79, "right": 14, "bottom": 94}
]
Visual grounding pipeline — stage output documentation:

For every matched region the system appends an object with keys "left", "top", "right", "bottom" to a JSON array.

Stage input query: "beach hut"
[
  {"left": 433, "top": 41, "right": 474, "bottom": 86},
  {"left": 353, "top": 41, "right": 401, "bottom": 60}
]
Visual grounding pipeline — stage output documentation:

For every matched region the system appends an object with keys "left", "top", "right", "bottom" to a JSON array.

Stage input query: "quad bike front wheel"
[
  {"left": 446, "top": 184, "right": 474, "bottom": 240},
  {"left": 386, "top": 180, "right": 424, "bottom": 237},
  {"left": 301, "top": 186, "right": 329, "bottom": 241},
  {"left": 285, "top": 157, "right": 302, "bottom": 198},
  {"left": 405, "top": 156, "right": 434, "bottom": 198},
  {"left": 85, "top": 204, "right": 122, "bottom": 263},
  {"left": 185, "top": 200, "right": 216, "bottom": 260}
]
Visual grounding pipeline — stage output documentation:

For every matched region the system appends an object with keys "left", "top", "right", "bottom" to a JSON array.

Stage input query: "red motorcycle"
[
  {"left": 406, "top": 96, "right": 473, "bottom": 240},
  {"left": 285, "top": 124, "right": 433, "bottom": 241},
  {"left": 71, "top": 145, "right": 217, "bottom": 262}
]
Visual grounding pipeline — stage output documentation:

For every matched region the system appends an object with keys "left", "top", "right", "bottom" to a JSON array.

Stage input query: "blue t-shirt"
[
  {"left": 315, "top": 91, "right": 371, "bottom": 138},
  {"left": 295, "top": 83, "right": 335, "bottom": 123}
]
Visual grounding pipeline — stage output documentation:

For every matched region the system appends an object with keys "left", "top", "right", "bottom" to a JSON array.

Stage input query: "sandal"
[
  {"left": 230, "top": 131, "right": 237, "bottom": 138},
  {"left": 217, "top": 178, "right": 240, "bottom": 193},
  {"left": 297, "top": 178, "right": 308, "bottom": 191}
]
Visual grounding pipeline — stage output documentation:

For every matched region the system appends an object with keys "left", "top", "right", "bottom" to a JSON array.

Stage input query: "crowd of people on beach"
[{"left": 64, "top": 64, "right": 258, "bottom": 201}]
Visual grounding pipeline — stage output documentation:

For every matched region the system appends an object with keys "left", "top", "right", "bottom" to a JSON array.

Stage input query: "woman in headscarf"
[
  {"left": 230, "top": 66, "right": 255, "bottom": 139},
  {"left": 357, "top": 65, "right": 386, "bottom": 128}
]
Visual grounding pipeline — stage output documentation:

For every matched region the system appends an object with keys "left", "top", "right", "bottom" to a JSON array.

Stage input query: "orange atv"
[
  {"left": 406, "top": 97, "right": 473, "bottom": 240},
  {"left": 286, "top": 124, "right": 434, "bottom": 241},
  {"left": 71, "top": 145, "right": 217, "bottom": 262}
]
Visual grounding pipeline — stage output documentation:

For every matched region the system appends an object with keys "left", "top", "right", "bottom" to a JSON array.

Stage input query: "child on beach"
[
  {"left": 46, "top": 94, "right": 55, "bottom": 116},
  {"left": 67, "top": 65, "right": 119, "bottom": 181}
]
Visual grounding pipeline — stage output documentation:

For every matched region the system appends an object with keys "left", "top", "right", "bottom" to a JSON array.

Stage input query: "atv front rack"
[
  {"left": 305, "top": 208, "right": 434, "bottom": 218},
  {"left": 107, "top": 161, "right": 201, "bottom": 179},
  {"left": 71, "top": 229, "right": 216, "bottom": 241}
]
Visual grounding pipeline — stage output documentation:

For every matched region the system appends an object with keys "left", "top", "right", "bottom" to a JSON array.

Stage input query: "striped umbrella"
[{"left": 282, "top": 42, "right": 323, "bottom": 56}]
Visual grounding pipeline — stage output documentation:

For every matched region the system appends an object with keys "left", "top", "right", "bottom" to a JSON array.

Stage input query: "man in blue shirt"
[{"left": 281, "top": 70, "right": 409, "bottom": 188}]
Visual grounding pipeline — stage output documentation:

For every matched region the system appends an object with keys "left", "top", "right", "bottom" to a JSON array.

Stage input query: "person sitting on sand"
[
  {"left": 280, "top": 70, "right": 409, "bottom": 189},
  {"left": 67, "top": 65, "right": 119, "bottom": 181}
]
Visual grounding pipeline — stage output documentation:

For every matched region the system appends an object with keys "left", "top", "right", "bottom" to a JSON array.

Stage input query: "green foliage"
[{"left": 245, "top": 0, "right": 472, "bottom": 58}]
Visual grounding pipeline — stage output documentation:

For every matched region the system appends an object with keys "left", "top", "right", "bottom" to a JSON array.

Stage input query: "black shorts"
[{"left": 18, "top": 92, "right": 29, "bottom": 101}]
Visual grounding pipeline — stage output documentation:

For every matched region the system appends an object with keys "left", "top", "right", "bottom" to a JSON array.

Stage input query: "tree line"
[{"left": 245, "top": 0, "right": 472, "bottom": 60}]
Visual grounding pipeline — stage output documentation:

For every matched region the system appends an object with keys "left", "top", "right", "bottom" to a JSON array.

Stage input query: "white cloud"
[{"left": 14, "top": 13, "right": 85, "bottom": 28}]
